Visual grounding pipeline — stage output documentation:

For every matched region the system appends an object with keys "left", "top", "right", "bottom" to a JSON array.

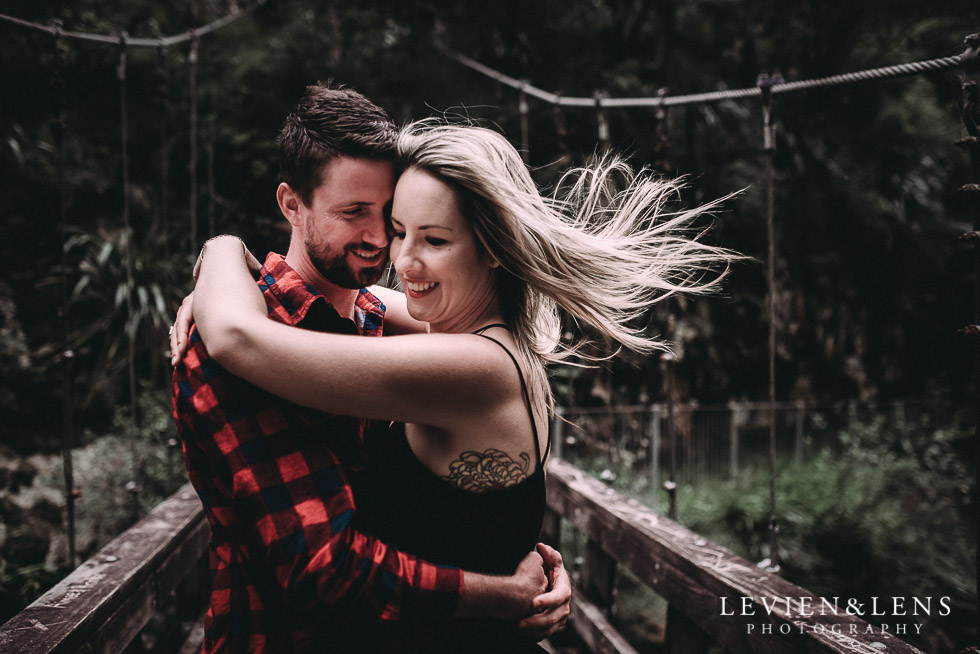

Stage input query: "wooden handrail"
[
  {"left": 544, "top": 458, "right": 924, "bottom": 654},
  {"left": 0, "top": 462, "right": 928, "bottom": 654},
  {"left": 0, "top": 484, "right": 208, "bottom": 654}
]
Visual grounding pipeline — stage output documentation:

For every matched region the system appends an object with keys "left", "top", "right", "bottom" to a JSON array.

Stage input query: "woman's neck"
[{"left": 429, "top": 307, "right": 506, "bottom": 335}]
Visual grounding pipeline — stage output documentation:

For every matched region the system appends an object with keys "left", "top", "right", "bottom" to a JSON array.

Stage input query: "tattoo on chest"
[{"left": 442, "top": 449, "right": 531, "bottom": 491}]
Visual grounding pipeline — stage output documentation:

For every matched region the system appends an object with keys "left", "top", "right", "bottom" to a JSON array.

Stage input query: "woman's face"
[{"left": 390, "top": 167, "right": 499, "bottom": 333}]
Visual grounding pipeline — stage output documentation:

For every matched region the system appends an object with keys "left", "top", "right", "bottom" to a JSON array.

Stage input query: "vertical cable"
[
  {"left": 208, "top": 89, "right": 217, "bottom": 237},
  {"left": 518, "top": 80, "right": 529, "bottom": 164},
  {"left": 954, "top": 32, "right": 980, "bottom": 615},
  {"left": 118, "top": 33, "right": 140, "bottom": 523},
  {"left": 663, "top": 315, "right": 677, "bottom": 520},
  {"left": 188, "top": 30, "right": 199, "bottom": 255},
  {"left": 156, "top": 42, "right": 171, "bottom": 264},
  {"left": 758, "top": 72, "right": 783, "bottom": 571},
  {"left": 551, "top": 93, "right": 570, "bottom": 167},
  {"left": 52, "top": 20, "right": 77, "bottom": 569},
  {"left": 653, "top": 88, "right": 670, "bottom": 173},
  {"left": 594, "top": 90, "right": 610, "bottom": 152}
]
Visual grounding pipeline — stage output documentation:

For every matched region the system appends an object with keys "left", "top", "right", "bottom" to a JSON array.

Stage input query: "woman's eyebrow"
[{"left": 389, "top": 218, "right": 454, "bottom": 232}]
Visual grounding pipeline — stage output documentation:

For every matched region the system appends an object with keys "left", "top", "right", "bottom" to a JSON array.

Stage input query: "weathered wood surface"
[
  {"left": 0, "top": 484, "right": 209, "bottom": 654},
  {"left": 570, "top": 593, "right": 642, "bottom": 654},
  {"left": 545, "top": 458, "right": 924, "bottom": 654}
]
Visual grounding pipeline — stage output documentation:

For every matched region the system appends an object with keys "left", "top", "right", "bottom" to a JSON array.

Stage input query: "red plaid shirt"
[{"left": 172, "top": 253, "right": 462, "bottom": 653}]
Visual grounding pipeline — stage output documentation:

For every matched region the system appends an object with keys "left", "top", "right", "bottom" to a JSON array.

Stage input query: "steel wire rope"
[
  {"left": 0, "top": 0, "right": 268, "bottom": 48},
  {"left": 442, "top": 46, "right": 964, "bottom": 108}
]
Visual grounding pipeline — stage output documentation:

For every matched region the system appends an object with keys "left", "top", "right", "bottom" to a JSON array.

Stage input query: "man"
[{"left": 171, "top": 82, "right": 569, "bottom": 652}]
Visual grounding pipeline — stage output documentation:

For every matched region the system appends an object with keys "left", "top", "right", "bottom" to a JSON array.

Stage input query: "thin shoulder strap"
[{"left": 471, "top": 327, "right": 545, "bottom": 466}]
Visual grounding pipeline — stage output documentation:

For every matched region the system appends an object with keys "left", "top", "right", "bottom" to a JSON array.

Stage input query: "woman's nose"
[{"left": 393, "top": 238, "right": 420, "bottom": 274}]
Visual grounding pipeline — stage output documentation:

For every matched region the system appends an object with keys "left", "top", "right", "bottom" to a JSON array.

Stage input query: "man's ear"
[{"left": 277, "top": 183, "right": 304, "bottom": 227}]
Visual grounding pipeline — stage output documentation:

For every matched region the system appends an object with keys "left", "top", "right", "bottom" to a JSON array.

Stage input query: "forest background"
[{"left": 0, "top": 0, "right": 978, "bottom": 651}]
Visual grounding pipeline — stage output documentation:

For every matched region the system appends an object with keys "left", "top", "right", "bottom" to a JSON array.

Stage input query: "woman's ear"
[{"left": 277, "top": 183, "right": 304, "bottom": 228}]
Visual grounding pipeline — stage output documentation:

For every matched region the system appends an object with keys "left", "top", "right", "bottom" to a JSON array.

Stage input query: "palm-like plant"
[{"left": 36, "top": 225, "right": 181, "bottom": 410}]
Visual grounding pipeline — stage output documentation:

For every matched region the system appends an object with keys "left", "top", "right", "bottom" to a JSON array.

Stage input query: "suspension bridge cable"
[
  {"left": 52, "top": 24, "right": 77, "bottom": 570},
  {"left": 189, "top": 33, "right": 200, "bottom": 256},
  {"left": 442, "top": 47, "right": 964, "bottom": 108},
  {"left": 117, "top": 35, "right": 141, "bottom": 524},
  {"left": 0, "top": 0, "right": 268, "bottom": 48},
  {"left": 759, "top": 73, "right": 781, "bottom": 573}
]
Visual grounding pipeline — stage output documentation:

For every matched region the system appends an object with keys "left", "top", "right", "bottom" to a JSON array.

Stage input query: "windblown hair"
[
  {"left": 279, "top": 81, "right": 397, "bottom": 206},
  {"left": 396, "top": 120, "right": 739, "bottom": 411}
]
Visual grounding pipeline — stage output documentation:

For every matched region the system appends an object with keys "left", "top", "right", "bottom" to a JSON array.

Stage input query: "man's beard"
[{"left": 306, "top": 239, "right": 387, "bottom": 289}]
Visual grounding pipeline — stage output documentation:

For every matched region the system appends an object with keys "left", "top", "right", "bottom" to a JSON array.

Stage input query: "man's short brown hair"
[{"left": 278, "top": 81, "right": 397, "bottom": 206}]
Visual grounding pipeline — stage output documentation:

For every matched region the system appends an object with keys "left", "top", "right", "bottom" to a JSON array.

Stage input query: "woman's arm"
[
  {"left": 367, "top": 284, "right": 428, "bottom": 335},
  {"left": 193, "top": 237, "right": 514, "bottom": 428}
]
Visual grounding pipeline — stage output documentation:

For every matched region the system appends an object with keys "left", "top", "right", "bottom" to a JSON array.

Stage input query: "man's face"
[{"left": 301, "top": 157, "right": 395, "bottom": 288}]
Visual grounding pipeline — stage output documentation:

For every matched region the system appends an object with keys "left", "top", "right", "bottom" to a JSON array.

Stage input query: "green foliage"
[{"left": 668, "top": 416, "right": 976, "bottom": 652}]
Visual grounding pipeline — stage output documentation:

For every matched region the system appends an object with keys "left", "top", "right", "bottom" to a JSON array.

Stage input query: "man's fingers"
[
  {"left": 536, "top": 542, "right": 563, "bottom": 567},
  {"left": 517, "top": 605, "right": 568, "bottom": 638},
  {"left": 532, "top": 583, "right": 571, "bottom": 612},
  {"left": 532, "top": 543, "right": 571, "bottom": 612}
]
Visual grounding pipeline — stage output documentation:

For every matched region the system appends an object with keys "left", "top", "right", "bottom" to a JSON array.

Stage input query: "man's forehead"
[{"left": 314, "top": 156, "right": 396, "bottom": 202}]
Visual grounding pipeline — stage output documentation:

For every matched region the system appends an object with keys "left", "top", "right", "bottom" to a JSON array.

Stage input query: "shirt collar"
[{"left": 258, "top": 253, "right": 385, "bottom": 333}]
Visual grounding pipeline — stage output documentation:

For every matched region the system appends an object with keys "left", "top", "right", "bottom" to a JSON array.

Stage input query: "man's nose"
[{"left": 362, "top": 213, "right": 389, "bottom": 248}]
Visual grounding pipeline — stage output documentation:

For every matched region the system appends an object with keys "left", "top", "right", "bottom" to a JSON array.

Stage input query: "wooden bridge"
[{"left": 0, "top": 459, "right": 923, "bottom": 653}]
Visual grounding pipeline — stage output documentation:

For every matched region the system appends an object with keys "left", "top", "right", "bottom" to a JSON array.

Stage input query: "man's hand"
[
  {"left": 518, "top": 543, "right": 572, "bottom": 640},
  {"left": 456, "top": 549, "right": 548, "bottom": 621},
  {"left": 169, "top": 292, "right": 194, "bottom": 366}
]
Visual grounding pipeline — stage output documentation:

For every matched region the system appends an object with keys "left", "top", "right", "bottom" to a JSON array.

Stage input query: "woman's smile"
[{"left": 403, "top": 279, "right": 439, "bottom": 297}]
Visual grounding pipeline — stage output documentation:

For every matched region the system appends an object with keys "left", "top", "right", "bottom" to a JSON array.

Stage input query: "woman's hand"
[
  {"left": 192, "top": 236, "right": 269, "bottom": 367},
  {"left": 169, "top": 292, "right": 195, "bottom": 366},
  {"left": 170, "top": 236, "right": 262, "bottom": 366}
]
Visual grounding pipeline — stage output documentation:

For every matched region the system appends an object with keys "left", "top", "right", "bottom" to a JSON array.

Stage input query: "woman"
[{"left": 184, "top": 121, "right": 736, "bottom": 651}]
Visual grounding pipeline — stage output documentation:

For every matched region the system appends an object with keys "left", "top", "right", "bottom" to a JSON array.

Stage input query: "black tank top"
[{"left": 349, "top": 325, "right": 551, "bottom": 653}]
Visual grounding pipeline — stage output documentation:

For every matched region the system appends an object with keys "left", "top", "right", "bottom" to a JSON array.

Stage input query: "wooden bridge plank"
[
  {"left": 545, "top": 458, "right": 924, "bottom": 654},
  {"left": 0, "top": 484, "right": 207, "bottom": 654}
]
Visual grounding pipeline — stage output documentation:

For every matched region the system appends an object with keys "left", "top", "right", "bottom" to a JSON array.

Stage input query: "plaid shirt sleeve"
[{"left": 171, "top": 280, "right": 462, "bottom": 645}]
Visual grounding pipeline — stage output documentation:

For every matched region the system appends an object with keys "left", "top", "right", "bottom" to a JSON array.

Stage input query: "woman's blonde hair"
[{"left": 396, "top": 120, "right": 738, "bottom": 412}]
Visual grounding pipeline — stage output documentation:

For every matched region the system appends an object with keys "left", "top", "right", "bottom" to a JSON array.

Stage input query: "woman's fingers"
[{"left": 170, "top": 292, "right": 195, "bottom": 365}]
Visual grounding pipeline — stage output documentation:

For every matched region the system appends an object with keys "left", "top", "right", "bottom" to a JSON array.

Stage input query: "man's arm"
[{"left": 456, "top": 549, "right": 547, "bottom": 621}]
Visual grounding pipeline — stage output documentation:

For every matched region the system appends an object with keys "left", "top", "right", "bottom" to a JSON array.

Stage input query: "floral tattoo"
[{"left": 442, "top": 448, "right": 531, "bottom": 491}]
